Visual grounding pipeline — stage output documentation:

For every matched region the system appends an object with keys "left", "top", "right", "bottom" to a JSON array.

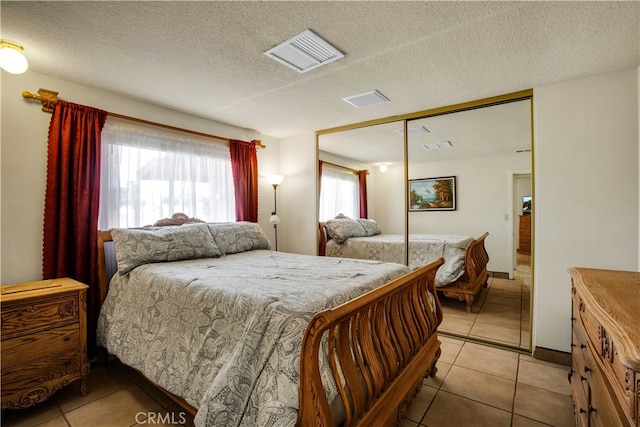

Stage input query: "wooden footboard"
[
  {"left": 298, "top": 258, "right": 444, "bottom": 427},
  {"left": 437, "top": 232, "right": 490, "bottom": 313}
]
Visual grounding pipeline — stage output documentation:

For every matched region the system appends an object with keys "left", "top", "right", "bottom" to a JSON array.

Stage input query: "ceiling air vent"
[
  {"left": 423, "top": 141, "right": 453, "bottom": 150},
  {"left": 342, "top": 90, "right": 390, "bottom": 109},
  {"left": 264, "top": 29, "right": 344, "bottom": 73},
  {"left": 395, "top": 126, "right": 430, "bottom": 135}
]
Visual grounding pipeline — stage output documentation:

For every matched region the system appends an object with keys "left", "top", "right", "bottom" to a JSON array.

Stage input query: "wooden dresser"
[
  {"left": 518, "top": 215, "right": 531, "bottom": 255},
  {"left": 569, "top": 268, "right": 640, "bottom": 427},
  {"left": 1, "top": 278, "right": 90, "bottom": 409}
]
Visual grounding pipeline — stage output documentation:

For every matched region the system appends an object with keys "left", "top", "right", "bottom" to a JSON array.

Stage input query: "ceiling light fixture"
[
  {"left": 395, "top": 126, "right": 430, "bottom": 135},
  {"left": 379, "top": 164, "right": 388, "bottom": 173},
  {"left": 0, "top": 40, "right": 29, "bottom": 74},
  {"left": 342, "top": 90, "right": 390, "bottom": 109},
  {"left": 423, "top": 141, "right": 453, "bottom": 150}
]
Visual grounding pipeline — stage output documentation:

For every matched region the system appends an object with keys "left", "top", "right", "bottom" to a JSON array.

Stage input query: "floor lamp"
[{"left": 267, "top": 175, "right": 284, "bottom": 251}]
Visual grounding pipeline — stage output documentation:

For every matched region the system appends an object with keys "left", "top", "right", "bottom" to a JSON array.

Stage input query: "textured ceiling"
[{"left": 2, "top": 1, "right": 639, "bottom": 141}]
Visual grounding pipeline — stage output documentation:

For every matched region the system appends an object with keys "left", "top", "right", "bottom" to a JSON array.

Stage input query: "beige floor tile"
[
  {"left": 517, "top": 360, "right": 571, "bottom": 396},
  {"left": 422, "top": 390, "right": 511, "bottom": 427},
  {"left": 437, "top": 335, "right": 466, "bottom": 346},
  {"left": 469, "top": 322, "right": 521, "bottom": 346},
  {"left": 1, "top": 399, "right": 63, "bottom": 427},
  {"left": 454, "top": 342, "right": 519, "bottom": 380},
  {"left": 65, "top": 385, "right": 162, "bottom": 427},
  {"left": 484, "top": 294, "right": 522, "bottom": 307},
  {"left": 512, "top": 414, "right": 553, "bottom": 426},
  {"left": 490, "top": 279, "right": 522, "bottom": 291},
  {"left": 31, "top": 415, "right": 69, "bottom": 427},
  {"left": 518, "top": 354, "right": 569, "bottom": 369},
  {"left": 53, "top": 362, "right": 134, "bottom": 413},
  {"left": 440, "top": 365, "right": 516, "bottom": 411},
  {"left": 424, "top": 361, "right": 451, "bottom": 389},
  {"left": 404, "top": 385, "right": 436, "bottom": 423},
  {"left": 399, "top": 418, "right": 419, "bottom": 427},
  {"left": 476, "top": 311, "right": 521, "bottom": 329},
  {"left": 514, "top": 383, "right": 575, "bottom": 426},
  {"left": 439, "top": 317, "right": 474, "bottom": 336},
  {"left": 438, "top": 340, "right": 463, "bottom": 364}
]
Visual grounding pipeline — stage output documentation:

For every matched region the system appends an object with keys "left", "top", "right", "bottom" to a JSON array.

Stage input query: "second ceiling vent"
[{"left": 264, "top": 29, "right": 344, "bottom": 73}]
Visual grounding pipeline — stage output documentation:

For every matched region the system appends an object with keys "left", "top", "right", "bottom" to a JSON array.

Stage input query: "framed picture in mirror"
[{"left": 409, "top": 176, "right": 456, "bottom": 211}]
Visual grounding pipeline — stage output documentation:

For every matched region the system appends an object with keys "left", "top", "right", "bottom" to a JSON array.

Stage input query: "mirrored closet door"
[
  {"left": 406, "top": 99, "right": 532, "bottom": 350},
  {"left": 316, "top": 91, "right": 533, "bottom": 351}
]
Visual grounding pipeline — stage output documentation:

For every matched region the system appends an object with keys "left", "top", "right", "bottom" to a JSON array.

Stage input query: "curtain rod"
[
  {"left": 21, "top": 88, "right": 266, "bottom": 149},
  {"left": 321, "top": 160, "right": 368, "bottom": 175}
]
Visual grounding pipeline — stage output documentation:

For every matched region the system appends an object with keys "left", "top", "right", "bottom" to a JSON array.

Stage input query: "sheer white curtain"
[
  {"left": 99, "top": 124, "right": 235, "bottom": 229},
  {"left": 319, "top": 165, "right": 360, "bottom": 221}
]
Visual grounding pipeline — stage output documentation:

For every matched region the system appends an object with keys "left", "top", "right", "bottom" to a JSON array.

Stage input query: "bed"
[
  {"left": 319, "top": 218, "right": 489, "bottom": 313},
  {"left": 96, "top": 221, "right": 444, "bottom": 426}
]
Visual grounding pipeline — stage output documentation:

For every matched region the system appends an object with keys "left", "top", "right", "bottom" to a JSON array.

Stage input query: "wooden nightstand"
[{"left": 1, "top": 278, "right": 90, "bottom": 409}]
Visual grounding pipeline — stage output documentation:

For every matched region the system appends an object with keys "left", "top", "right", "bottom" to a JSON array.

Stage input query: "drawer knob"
[
  {"left": 571, "top": 317, "right": 576, "bottom": 321},
  {"left": 571, "top": 343, "right": 576, "bottom": 348},
  {"left": 580, "top": 375, "right": 587, "bottom": 382},
  {"left": 579, "top": 408, "right": 587, "bottom": 414},
  {"left": 580, "top": 343, "right": 587, "bottom": 349},
  {"left": 584, "top": 366, "right": 591, "bottom": 373},
  {"left": 63, "top": 336, "right": 71, "bottom": 342}
]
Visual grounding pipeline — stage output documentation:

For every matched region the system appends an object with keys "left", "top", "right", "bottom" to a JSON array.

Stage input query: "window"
[
  {"left": 99, "top": 124, "right": 235, "bottom": 229},
  {"left": 319, "top": 165, "right": 359, "bottom": 221}
]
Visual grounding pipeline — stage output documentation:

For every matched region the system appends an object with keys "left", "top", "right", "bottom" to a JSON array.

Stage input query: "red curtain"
[
  {"left": 229, "top": 139, "right": 258, "bottom": 222},
  {"left": 42, "top": 101, "right": 107, "bottom": 352},
  {"left": 358, "top": 170, "right": 368, "bottom": 219}
]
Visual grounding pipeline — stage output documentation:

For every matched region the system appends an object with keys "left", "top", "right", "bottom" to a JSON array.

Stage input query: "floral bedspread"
[
  {"left": 325, "top": 233, "right": 473, "bottom": 287},
  {"left": 96, "top": 250, "right": 410, "bottom": 426}
]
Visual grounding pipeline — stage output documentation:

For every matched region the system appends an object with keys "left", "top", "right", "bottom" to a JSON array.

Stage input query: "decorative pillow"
[
  {"left": 357, "top": 219, "right": 382, "bottom": 236},
  {"left": 325, "top": 218, "right": 366, "bottom": 244},
  {"left": 207, "top": 222, "right": 271, "bottom": 255},
  {"left": 111, "top": 223, "right": 222, "bottom": 274}
]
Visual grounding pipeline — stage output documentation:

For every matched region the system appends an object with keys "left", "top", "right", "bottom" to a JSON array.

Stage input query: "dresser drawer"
[
  {"left": 588, "top": 362, "right": 628, "bottom": 427},
  {"left": 1, "top": 293, "right": 79, "bottom": 340},
  {"left": 1, "top": 324, "right": 81, "bottom": 394}
]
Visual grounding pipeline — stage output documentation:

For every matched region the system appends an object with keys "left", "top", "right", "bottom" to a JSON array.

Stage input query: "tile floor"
[
  {"left": 439, "top": 254, "right": 531, "bottom": 350},
  {"left": 4, "top": 256, "right": 575, "bottom": 427},
  {"left": 2, "top": 336, "right": 575, "bottom": 427}
]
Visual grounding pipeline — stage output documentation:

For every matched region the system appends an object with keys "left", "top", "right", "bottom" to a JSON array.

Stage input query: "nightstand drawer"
[
  {"left": 1, "top": 293, "right": 79, "bottom": 340},
  {"left": 2, "top": 323, "right": 80, "bottom": 368},
  {"left": 2, "top": 325, "right": 81, "bottom": 397}
]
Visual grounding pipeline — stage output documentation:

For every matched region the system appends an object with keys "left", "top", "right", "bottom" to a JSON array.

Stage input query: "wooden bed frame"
[
  {"left": 319, "top": 223, "right": 489, "bottom": 313},
  {"left": 97, "top": 229, "right": 444, "bottom": 426}
]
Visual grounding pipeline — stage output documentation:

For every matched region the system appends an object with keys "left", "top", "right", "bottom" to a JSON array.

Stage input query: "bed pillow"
[
  {"left": 111, "top": 223, "right": 222, "bottom": 274},
  {"left": 325, "top": 218, "right": 367, "bottom": 244},
  {"left": 207, "top": 222, "right": 271, "bottom": 255},
  {"left": 357, "top": 219, "right": 382, "bottom": 236}
]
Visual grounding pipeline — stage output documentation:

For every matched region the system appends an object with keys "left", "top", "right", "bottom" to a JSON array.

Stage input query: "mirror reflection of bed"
[{"left": 317, "top": 95, "right": 533, "bottom": 351}]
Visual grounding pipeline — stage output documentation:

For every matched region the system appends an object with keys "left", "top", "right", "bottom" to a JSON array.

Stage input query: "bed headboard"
[
  {"left": 97, "top": 230, "right": 116, "bottom": 307},
  {"left": 318, "top": 222, "right": 329, "bottom": 256}
]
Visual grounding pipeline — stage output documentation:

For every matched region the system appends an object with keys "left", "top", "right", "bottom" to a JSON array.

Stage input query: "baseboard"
[
  {"left": 532, "top": 346, "right": 571, "bottom": 366},
  {"left": 489, "top": 271, "right": 510, "bottom": 279}
]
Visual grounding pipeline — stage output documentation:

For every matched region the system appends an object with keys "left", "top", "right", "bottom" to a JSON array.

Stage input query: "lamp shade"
[
  {"left": 266, "top": 175, "right": 284, "bottom": 186},
  {"left": 0, "top": 41, "right": 28, "bottom": 74},
  {"left": 269, "top": 214, "right": 281, "bottom": 225}
]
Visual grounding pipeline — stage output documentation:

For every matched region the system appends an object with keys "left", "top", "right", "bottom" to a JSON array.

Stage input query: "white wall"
[
  {"left": 407, "top": 153, "right": 531, "bottom": 274},
  {"left": 278, "top": 132, "right": 317, "bottom": 255},
  {"left": 0, "top": 70, "right": 279, "bottom": 284},
  {"left": 533, "top": 68, "right": 639, "bottom": 353}
]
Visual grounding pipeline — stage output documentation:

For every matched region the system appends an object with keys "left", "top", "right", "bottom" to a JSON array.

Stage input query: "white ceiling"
[{"left": 2, "top": 1, "right": 639, "bottom": 142}]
